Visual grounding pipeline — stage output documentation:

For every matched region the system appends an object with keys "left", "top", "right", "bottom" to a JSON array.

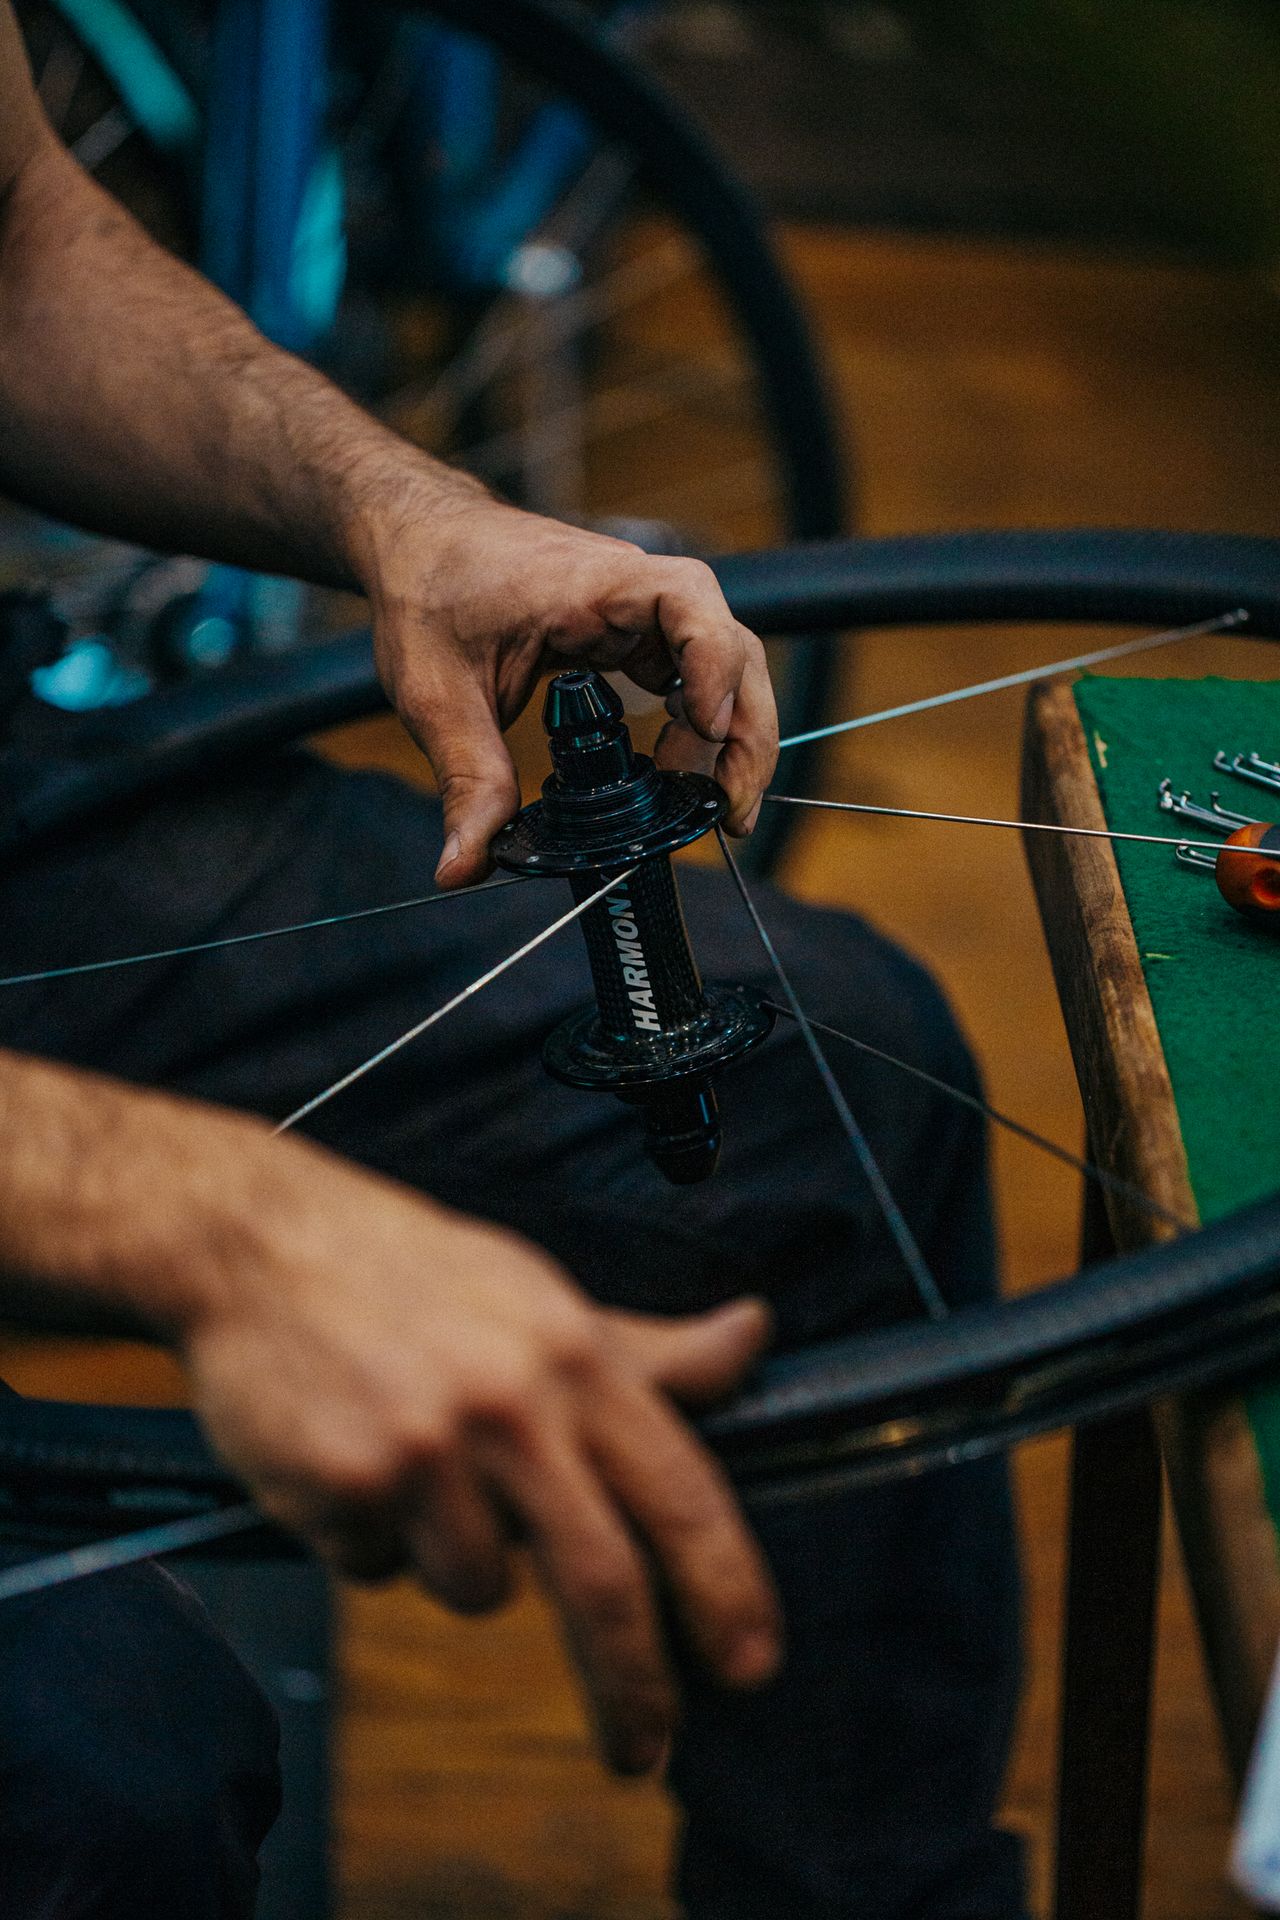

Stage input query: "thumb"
[
  {"left": 607, "top": 1297, "right": 773, "bottom": 1406},
  {"left": 407, "top": 664, "right": 521, "bottom": 888}
]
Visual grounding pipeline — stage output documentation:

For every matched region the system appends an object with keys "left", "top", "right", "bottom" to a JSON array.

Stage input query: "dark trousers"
[{"left": 0, "top": 747, "right": 1026, "bottom": 1919}]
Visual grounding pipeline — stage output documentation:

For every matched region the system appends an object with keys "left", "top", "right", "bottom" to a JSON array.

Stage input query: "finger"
[
  {"left": 600, "top": 558, "right": 746, "bottom": 743},
  {"left": 232, "top": 1445, "right": 410, "bottom": 1584},
  {"left": 713, "top": 628, "right": 778, "bottom": 834},
  {"left": 653, "top": 714, "right": 719, "bottom": 781},
  {"left": 486, "top": 1424, "right": 678, "bottom": 1775},
  {"left": 407, "top": 1453, "right": 516, "bottom": 1616},
  {"left": 604, "top": 1297, "right": 773, "bottom": 1405},
  {"left": 392, "top": 652, "right": 520, "bottom": 887},
  {"left": 300, "top": 1509, "right": 410, "bottom": 1584},
  {"left": 612, "top": 630, "right": 680, "bottom": 699},
  {"left": 589, "top": 1383, "right": 783, "bottom": 1692},
  {"left": 652, "top": 627, "right": 777, "bottom": 831}
]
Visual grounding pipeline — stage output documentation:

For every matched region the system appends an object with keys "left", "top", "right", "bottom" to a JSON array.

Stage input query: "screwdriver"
[{"left": 1177, "top": 822, "right": 1280, "bottom": 930}]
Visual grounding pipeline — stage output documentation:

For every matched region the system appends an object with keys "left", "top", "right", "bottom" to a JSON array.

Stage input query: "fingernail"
[
  {"left": 742, "top": 798, "right": 762, "bottom": 834},
  {"left": 709, "top": 692, "right": 734, "bottom": 740},
  {"left": 435, "top": 831, "right": 462, "bottom": 880}
]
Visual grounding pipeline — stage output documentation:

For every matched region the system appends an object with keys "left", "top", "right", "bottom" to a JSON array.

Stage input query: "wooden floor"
[{"left": 5, "top": 225, "right": 1280, "bottom": 1917}]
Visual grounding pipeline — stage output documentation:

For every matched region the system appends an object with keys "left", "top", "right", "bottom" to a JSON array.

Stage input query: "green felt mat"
[{"left": 1072, "top": 677, "right": 1280, "bottom": 1522}]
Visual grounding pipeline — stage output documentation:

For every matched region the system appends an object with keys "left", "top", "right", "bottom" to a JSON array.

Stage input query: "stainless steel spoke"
[
  {"left": 778, "top": 610, "right": 1249, "bottom": 750},
  {"left": 762, "top": 1001, "right": 1188, "bottom": 1235},
  {"left": 72, "top": 106, "right": 133, "bottom": 172},
  {"left": 764, "top": 793, "right": 1280, "bottom": 861},
  {"left": 388, "top": 237, "right": 691, "bottom": 432},
  {"left": 512, "top": 148, "right": 636, "bottom": 261},
  {"left": 715, "top": 829, "right": 947, "bottom": 1321},
  {"left": 0, "top": 1503, "right": 262, "bottom": 1604},
  {"left": 0, "top": 876, "right": 524, "bottom": 990},
  {"left": 275, "top": 867, "right": 635, "bottom": 1134},
  {"left": 454, "top": 358, "right": 740, "bottom": 481}
]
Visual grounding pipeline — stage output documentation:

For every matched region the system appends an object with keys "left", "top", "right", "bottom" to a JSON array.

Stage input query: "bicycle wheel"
[
  {"left": 9, "top": 0, "right": 846, "bottom": 865},
  {"left": 2, "top": 526, "right": 1278, "bottom": 1566}
]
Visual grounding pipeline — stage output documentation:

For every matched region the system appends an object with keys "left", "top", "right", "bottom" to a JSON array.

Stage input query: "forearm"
[
  {"left": 0, "top": 1048, "right": 290, "bottom": 1337},
  {"left": 0, "top": 135, "right": 486, "bottom": 588}
]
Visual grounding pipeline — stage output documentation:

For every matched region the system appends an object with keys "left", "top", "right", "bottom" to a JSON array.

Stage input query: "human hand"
[
  {"left": 179, "top": 1126, "right": 782, "bottom": 1773},
  {"left": 362, "top": 499, "right": 778, "bottom": 885}
]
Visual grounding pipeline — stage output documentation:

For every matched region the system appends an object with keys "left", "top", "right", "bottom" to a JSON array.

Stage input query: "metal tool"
[
  {"left": 1159, "top": 768, "right": 1280, "bottom": 928},
  {"left": 492, "top": 670, "right": 773, "bottom": 1182},
  {"left": 1174, "top": 825, "right": 1280, "bottom": 929},
  {"left": 1213, "top": 750, "right": 1280, "bottom": 799},
  {"left": 1157, "top": 778, "right": 1259, "bottom": 835},
  {"left": 1174, "top": 844, "right": 1217, "bottom": 873}
]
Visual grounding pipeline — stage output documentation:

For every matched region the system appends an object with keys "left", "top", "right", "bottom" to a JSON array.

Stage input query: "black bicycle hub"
[{"left": 492, "top": 670, "right": 773, "bottom": 1183}]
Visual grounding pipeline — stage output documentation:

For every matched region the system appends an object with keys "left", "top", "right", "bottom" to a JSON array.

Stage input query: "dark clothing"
[
  {"left": 0, "top": 1523, "right": 281, "bottom": 1920},
  {"left": 0, "top": 743, "right": 1026, "bottom": 1919}
]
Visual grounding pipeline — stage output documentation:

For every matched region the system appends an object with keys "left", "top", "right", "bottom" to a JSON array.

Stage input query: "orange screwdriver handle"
[{"left": 1217, "top": 823, "right": 1280, "bottom": 926}]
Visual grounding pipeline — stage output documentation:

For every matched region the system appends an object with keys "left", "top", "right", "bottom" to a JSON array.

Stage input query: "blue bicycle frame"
[{"left": 38, "top": 0, "right": 645, "bottom": 659}]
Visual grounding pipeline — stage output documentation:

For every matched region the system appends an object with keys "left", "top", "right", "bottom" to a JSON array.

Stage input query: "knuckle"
[
  {"left": 468, "top": 1356, "right": 539, "bottom": 1431},
  {"left": 439, "top": 765, "right": 508, "bottom": 800},
  {"left": 673, "top": 556, "right": 718, "bottom": 593},
  {"left": 390, "top": 1407, "right": 458, "bottom": 1476},
  {"left": 314, "top": 1441, "right": 400, "bottom": 1509},
  {"left": 548, "top": 1309, "right": 608, "bottom": 1382}
]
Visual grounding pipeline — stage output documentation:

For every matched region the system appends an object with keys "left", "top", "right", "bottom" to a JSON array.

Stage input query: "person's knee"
[
  {"left": 754, "top": 886, "right": 976, "bottom": 1088},
  {"left": 0, "top": 1559, "right": 280, "bottom": 1917},
  {"left": 701, "top": 890, "right": 995, "bottom": 1321}
]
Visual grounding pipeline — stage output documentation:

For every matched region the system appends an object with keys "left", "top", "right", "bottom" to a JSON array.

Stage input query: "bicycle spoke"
[
  {"left": 71, "top": 107, "right": 133, "bottom": 173},
  {"left": 519, "top": 147, "right": 637, "bottom": 259},
  {"left": 0, "top": 1503, "right": 262, "bottom": 1605},
  {"left": 0, "top": 877, "right": 525, "bottom": 991},
  {"left": 778, "top": 610, "right": 1249, "bottom": 750},
  {"left": 275, "top": 866, "right": 635, "bottom": 1134},
  {"left": 763, "top": 794, "right": 1280, "bottom": 862},
  {"left": 388, "top": 236, "right": 692, "bottom": 433},
  {"left": 454, "top": 359, "right": 741, "bottom": 482},
  {"left": 761, "top": 1001, "right": 1189, "bottom": 1235},
  {"left": 715, "top": 829, "right": 947, "bottom": 1321}
]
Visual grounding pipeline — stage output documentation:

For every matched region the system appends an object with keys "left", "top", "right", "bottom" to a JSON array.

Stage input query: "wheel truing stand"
[{"left": 492, "top": 670, "right": 773, "bottom": 1181}]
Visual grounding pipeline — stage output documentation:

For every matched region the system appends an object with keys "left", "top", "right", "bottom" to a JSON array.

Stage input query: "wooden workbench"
[{"left": 1023, "top": 676, "right": 1280, "bottom": 1805}]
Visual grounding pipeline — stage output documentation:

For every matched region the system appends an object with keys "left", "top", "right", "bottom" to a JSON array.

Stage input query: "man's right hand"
[{"left": 176, "top": 1125, "right": 782, "bottom": 1774}]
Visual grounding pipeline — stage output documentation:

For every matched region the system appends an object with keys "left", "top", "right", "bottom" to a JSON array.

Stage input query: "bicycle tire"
[
  {"left": 2, "top": 1190, "right": 1279, "bottom": 1551},
  {"left": 3, "top": 524, "right": 1279, "bottom": 1554},
  {"left": 5, "top": 526, "right": 1277, "bottom": 863}
]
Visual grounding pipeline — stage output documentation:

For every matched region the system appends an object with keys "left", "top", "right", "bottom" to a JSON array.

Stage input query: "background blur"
[{"left": 4, "top": 2, "right": 1280, "bottom": 1915}]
